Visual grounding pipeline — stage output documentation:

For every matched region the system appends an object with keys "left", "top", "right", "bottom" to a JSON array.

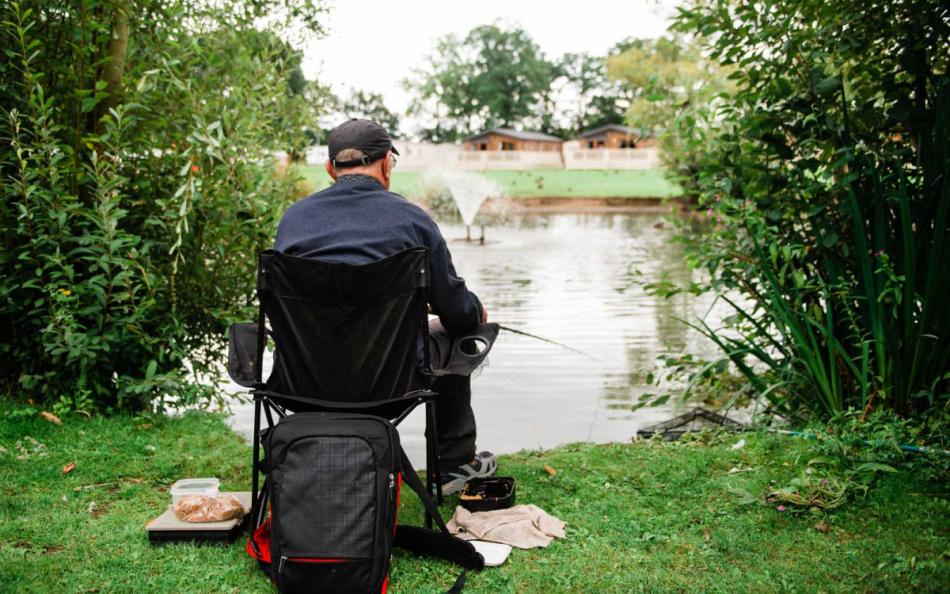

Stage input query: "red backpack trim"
[{"left": 247, "top": 516, "right": 272, "bottom": 565}]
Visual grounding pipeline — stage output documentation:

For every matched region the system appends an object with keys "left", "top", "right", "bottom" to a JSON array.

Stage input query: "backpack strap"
[
  {"left": 396, "top": 446, "right": 484, "bottom": 592},
  {"left": 398, "top": 447, "right": 452, "bottom": 531}
]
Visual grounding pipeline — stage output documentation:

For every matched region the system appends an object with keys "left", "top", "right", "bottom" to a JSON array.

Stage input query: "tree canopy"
[
  {"left": 606, "top": 36, "right": 725, "bottom": 138},
  {"left": 404, "top": 23, "right": 555, "bottom": 141},
  {"left": 605, "top": 35, "right": 730, "bottom": 196},
  {"left": 556, "top": 52, "right": 627, "bottom": 136},
  {"left": 402, "top": 24, "right": 674, "bottom": 141},
  {"left": 339, "top": 89, "right": 401, "bottom": 136}
]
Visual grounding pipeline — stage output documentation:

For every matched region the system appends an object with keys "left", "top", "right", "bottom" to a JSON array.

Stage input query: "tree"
[
  {"left": 339, "top": 89, "right": 401, "bottom": 136},
  {"left": 606, "top": 36, "right": 730, "bottom": 195},
  {"left": 0, "top": 0, "right": 330, "bottom": 412},
  {"left": 556, "top": 52, "right": 627, "bottom": 136},
  {"left": 404, "top": 23, "right": 555, "bottom": 140},
  {"left": 606, "top": 36, "right": 724, "bottom": 138}
]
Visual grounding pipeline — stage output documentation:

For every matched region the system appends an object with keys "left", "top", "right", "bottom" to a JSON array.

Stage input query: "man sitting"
[{"left": 274, "top": 119, "right": 497, "bottom": 493}]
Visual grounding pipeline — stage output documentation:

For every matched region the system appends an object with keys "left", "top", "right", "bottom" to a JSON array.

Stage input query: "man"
[{"left": 274, "top": 119, "right": 497, "bottom": 493}]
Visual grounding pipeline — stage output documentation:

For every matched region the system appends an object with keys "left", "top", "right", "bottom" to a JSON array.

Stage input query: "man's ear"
[
  {"left": 325, "top": 159, "right": 337, "bottom": 181},
  {"left": 379, "top": 151, "right": 392, "bottom": 183}
]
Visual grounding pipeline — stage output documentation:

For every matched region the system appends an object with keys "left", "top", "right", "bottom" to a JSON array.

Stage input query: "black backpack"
[{"left": 247, "top": 411, "right": 484, "bottom": 593}]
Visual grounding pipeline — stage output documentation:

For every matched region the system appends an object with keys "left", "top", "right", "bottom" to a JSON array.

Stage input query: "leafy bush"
[
  {"left": 666, "top": 0, "right": 949, "bottom": 421},
  {"left": 0, "top": 0, "right": 327, "bottom": 412}
]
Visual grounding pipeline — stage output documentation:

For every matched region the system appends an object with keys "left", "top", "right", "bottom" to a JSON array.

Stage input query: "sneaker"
[{"left": 440, "top": 451, "right": 498, "bottom": 495}]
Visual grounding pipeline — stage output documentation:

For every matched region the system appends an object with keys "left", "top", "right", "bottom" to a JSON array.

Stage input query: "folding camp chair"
[{"left": 228, "top": 247, "right": 447, "bottom": 530}]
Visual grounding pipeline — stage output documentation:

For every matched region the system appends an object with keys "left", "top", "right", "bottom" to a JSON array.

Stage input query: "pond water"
[{"left": 226, "top": 209, "right": 726, "bottom": 464}]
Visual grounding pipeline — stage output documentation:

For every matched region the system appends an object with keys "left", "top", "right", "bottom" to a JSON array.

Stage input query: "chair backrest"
[{"left": 258, "top": 248, "right": 432, "bottom": 405}]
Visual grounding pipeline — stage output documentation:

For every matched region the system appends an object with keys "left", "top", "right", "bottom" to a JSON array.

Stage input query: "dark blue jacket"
[{"left": 275, "top": 175, "right": 483, "bottom": 336}]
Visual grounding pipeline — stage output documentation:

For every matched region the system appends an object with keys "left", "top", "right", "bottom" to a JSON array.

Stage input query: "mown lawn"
[
  {"left": 1, "top": 412, "right": 947, "bottom": 593},
  {"left": 297, "top": 166, "right": 682, "bottom": 199}
]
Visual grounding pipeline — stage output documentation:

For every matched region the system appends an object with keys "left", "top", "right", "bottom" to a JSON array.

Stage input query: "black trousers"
[{"left": 425, "top": 321, "right": 477, "bottom": 470}]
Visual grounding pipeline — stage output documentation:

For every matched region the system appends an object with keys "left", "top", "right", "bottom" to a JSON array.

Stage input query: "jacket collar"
[{"left": 335, "top": 174, "right": 384, "bottom": 189}]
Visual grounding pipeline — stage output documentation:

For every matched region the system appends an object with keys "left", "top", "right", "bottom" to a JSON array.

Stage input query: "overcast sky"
[{"left": 302, "top": 0, "right": 679, "bottom": 131}]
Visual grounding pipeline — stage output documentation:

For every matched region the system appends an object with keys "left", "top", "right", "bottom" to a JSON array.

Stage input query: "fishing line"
[{"left": 497, "top": 324, "right": 600, "bottom": 362}]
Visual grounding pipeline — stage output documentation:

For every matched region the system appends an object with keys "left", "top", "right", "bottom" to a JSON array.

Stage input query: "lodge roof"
[
  {"left": 463, "top": 128, "right": 564, "bottom": 143},
  {"left": 578, "top": 124, "right": 649, "bottom": 138}
]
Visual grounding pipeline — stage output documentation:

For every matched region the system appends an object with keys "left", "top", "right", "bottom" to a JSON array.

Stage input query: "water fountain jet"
[{"left": 421, "top": 170, "right": 501, "bottom": 243}]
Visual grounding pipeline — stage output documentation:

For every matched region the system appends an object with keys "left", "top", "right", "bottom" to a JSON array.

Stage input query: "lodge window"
[{"left": 501, "top": 142, "right": 516, "bottom": 151}]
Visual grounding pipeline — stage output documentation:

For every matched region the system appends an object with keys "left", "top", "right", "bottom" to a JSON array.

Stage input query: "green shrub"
[
  {"left": 663, "top": 0, "right": 949, "bottom": 422},
  {"left": 0, "top": 0, "right": 327, "bottom": 412}
]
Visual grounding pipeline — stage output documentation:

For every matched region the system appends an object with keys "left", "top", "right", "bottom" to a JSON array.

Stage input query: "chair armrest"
[{"left": 431, "top": 323, "right": 499, "bottom": 377}]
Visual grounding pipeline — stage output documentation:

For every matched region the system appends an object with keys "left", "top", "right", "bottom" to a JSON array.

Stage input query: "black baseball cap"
[{"left": 328, "top": 119, "right": 399, "bottom": 168}]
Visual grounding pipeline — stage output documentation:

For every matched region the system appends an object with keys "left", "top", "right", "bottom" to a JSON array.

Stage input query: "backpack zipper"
[{"left": 278, "top": 555, "right": 349, "bottom": 575}]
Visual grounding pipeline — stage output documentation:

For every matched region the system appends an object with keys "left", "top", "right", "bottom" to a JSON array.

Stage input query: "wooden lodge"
[
  {"left": 464, "top": 128, "right": 564, "bottom": 152},
  {"left": 578, "top": 124, "right": 655, "bottom": 149}
]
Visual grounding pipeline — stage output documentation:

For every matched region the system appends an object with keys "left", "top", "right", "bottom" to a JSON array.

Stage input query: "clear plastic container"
[{"left": 170, "top": 478, "right": 220, "bottom": 503}]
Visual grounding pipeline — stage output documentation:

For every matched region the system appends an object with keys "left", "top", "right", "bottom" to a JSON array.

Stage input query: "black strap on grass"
[
  {"left": 396, "top": 446, "right": 484, "bottom": 592},
  {"left": 447, "top": 571, "right": 467, "bottom": 594}
]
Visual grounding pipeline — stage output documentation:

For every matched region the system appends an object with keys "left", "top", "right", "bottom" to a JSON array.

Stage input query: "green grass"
[
  {"left": 1, "top": 412, "right": 947, "bottom": 593},
  {"left": 479, "top": 169, "right": 681, "bottom": 198},
  {"left": 297, "top": 167, "right": 682, "bottom": 199}
]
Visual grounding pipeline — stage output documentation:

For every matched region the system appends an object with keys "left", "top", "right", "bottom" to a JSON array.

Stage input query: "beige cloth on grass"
[{"left": 446, "top": 504, "right": 566, "bottom": 549}]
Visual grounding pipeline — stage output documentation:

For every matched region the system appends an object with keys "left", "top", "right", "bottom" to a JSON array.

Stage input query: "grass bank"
[
  {"left": 1, "top": 412, "right": 947, "bottom": 592},
  {"left": 298, "top": 166, "right": 682, "bottom": 199}
]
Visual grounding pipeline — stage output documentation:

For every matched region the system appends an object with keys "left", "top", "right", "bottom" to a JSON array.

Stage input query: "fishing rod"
[
  {"left": 766, "top": 428, "right": 950, "bottom": 456},
  {"left": 497, "top": 324, "right": 600, "bottom": 362}
]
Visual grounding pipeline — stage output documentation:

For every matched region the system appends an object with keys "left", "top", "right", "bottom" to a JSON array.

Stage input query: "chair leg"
[
  {"left": 425, "top": 400, "right": 444, "bottom": 505},
  {"left": 424, "top": 401, "right": 433, "bottom": 529},
  {"left": 250, "top": 395, "right": 261, "bottom": 532}
]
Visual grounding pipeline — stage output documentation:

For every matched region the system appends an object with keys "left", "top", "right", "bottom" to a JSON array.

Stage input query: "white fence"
[
  {"left": 393, "top": 142, "right": 461, "bottom": 170},
  {"left": 306, "top": 142, "right": 659, "bottom": 171},
  {"left": 562, "top": 147, "right": 661, "bottom": 170},
  {"left": 306, "top": 143, "right": 456, "bottom": 170},
  {"left": 455, "top": 149, "right": 563, "bottom": 170}
]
